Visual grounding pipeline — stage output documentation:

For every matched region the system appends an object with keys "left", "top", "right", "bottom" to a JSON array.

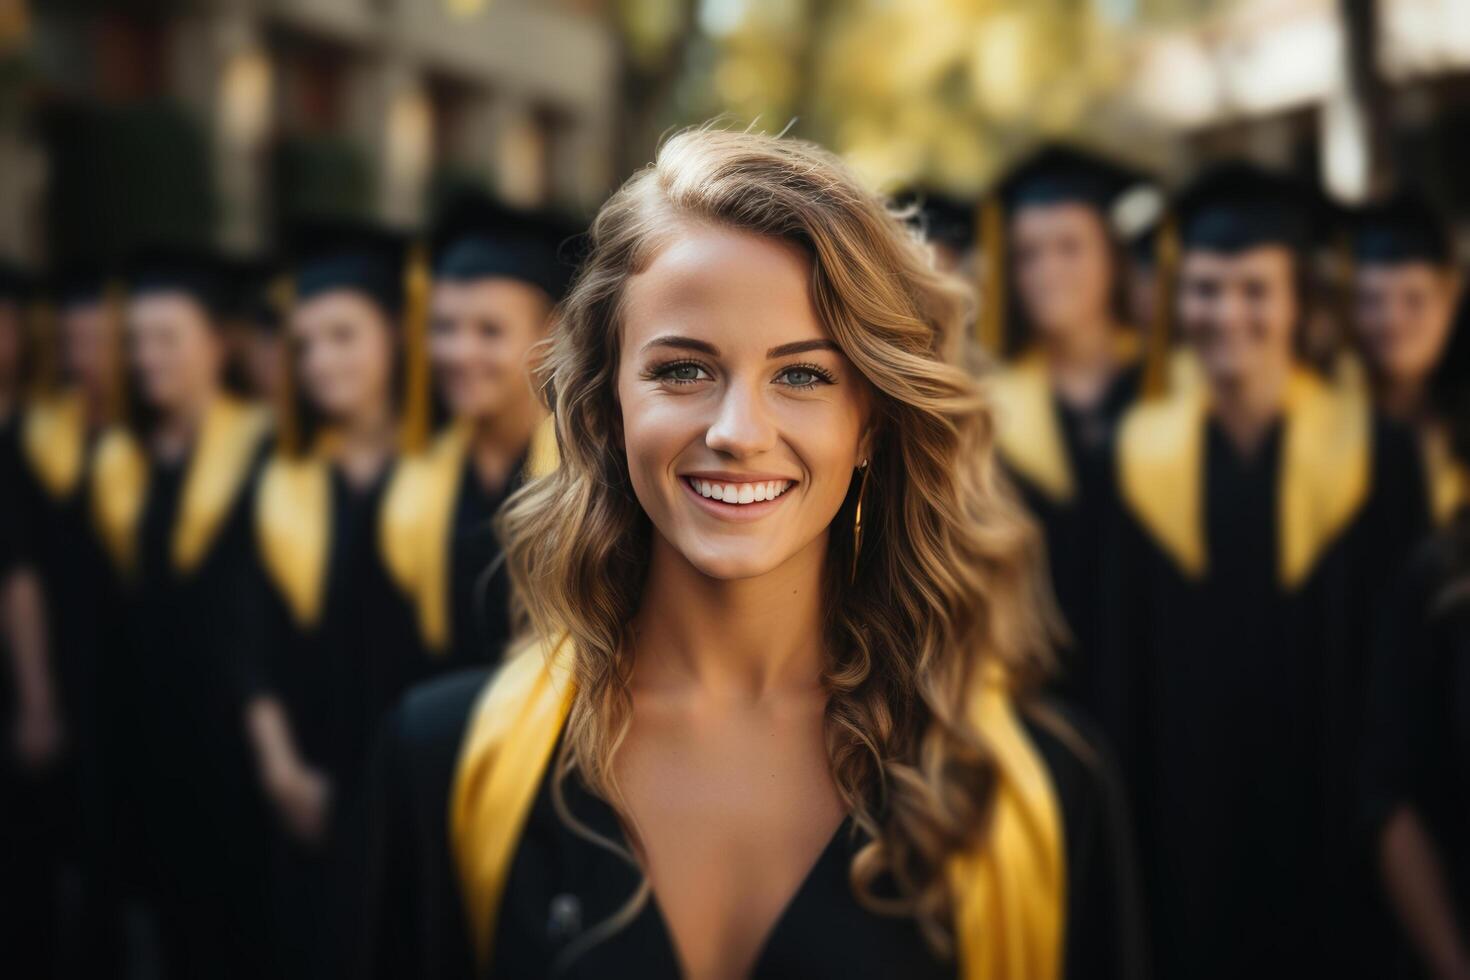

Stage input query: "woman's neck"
[
  {"left": 331, "top": 400, "right": 396, "bottom": 488},
  {"left": 1210, "top": 357, "right": 1291, "bottom": 458},
  {"left": 151, "top": 389, "right": 215, "bottom": 463},
  {"left": 1376, "top": 373, "right": 1426, "bottom": 426},
  {"left": 1043, "top": 316, "right": 1120, "bottom": 409},
  {"left": 630, "top": 533, "right": 829, "bottom": 703},
  {"left": 469, "top": 395, "right": 543, "bottom": 493}
]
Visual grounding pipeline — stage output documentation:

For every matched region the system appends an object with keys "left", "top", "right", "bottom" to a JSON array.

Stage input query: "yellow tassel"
[
  {"left": 399, "top": 240, "right": 432, "bottom": 454},
  {"left": 976, "top": 198, "right": 1007, "bottom": 357},
  {"left": 1141, "top": 217, "right": 1179, "bottom": 399}
]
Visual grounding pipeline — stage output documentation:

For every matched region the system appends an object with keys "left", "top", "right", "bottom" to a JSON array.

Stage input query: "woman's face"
[
  {"left": 617, "top": 224, "right": 871, "bottom": 581},
  {"left": 127, "top": 291, "right": 223, "bottom": 415},
  {"left": 289, "top": 290, "right": 397, "bottom": 426},
  {"left": 1353, "top": 263, "right": 1458, "bottom": 388},
  {"left": 1011, "top": 203, "right": 1115, "bottom": 339},
  {"left": 429, "top": 277, "right": 549, "bottom": 422}
]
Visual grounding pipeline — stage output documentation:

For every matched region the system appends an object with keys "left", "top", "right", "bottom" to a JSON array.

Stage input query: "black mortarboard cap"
[
  {"left": 895, "top": 190, "right": 977, "bottom": 254},
  {"left": 0, "top": 259, "right": 34, "bottom": 305},
  {"left": 127, "top": 244, "right": 233, "bottom": 318},
  {"left": 290, "top": 219, "right": 410, "bottom": 316},
  {"left": 997, "top": 144, "right": 1142, "bottom": 216},
  {"left": 1175, "top": 161, "right": 1321, "bottom": 255},
  {"left": 430, "top": 191, "right": 581, "bottom": 301},
  {"left": 1351, "top": 191, "right": 1452, "bottom": 266}
]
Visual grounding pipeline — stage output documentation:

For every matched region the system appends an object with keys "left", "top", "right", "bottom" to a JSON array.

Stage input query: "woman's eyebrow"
[
  {"left": 767, "top": 339, "right": 839, "bottom": 358},
  {"left": 641, "top": 335, "right": 720, "bottom": 356}
]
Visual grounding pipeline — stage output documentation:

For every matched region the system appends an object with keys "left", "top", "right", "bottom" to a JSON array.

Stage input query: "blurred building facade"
[{"left": 1, "top": 0, "right": 620, "bottom": 265}]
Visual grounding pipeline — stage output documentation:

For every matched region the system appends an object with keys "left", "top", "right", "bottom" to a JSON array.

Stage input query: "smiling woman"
[{"left": 357, "top": 128, "right": 1144, "bottom": 980}]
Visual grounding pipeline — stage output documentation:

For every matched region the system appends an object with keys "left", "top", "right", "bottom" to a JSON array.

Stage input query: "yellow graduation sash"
[
  {"left": 92, "top": 396, "right": 269, "bottom": 575},
  {"left": 991, "top": 333, "right": 1140, "bottom": 505},
  {"left": 1117, "top": 368, "right": 1372, "bottom": 589},
  {"left": 254, "top": 454, "right": 332, "bottom": 628},
  {"left": 449, "top": 646, "right": 1065, "bottom": 979},
  {"left": 379, "top": 416, "right": 559, "bottom": 653},
  {"left": 1423, "top": 426, "right": 1468, "bottom": 528},
  {"left": 21, "top": 389, "right": 87, "bottom": 501}
]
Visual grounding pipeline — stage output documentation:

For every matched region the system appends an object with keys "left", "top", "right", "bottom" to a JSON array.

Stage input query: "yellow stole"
[
  {"left": 1423, "top": 426, "right": 1468, "bottom": 528},
  {"left": 450, "top": 645, "right": 1066, "bottom": 978},
  {"left": 92, "top": 397, "right": 269, "bottom": 575},
  {"left": 1117, "top": 368, "right": 1372, "bottom": 589},
  {"left": 21, "top": 389, "right": 88, "bottom": 501},
  {"left": 254, "top": 454, "right": 333, "bottom": 628},
  {"left": 992, "top": 333, "right": 1140, "bottom": 505},
  {"left": 379, "top": 416, "right": 559, "bottom": 653}
]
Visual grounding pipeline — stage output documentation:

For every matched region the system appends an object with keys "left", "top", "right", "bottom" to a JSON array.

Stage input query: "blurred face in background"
[
  {"left": 61, "top": 299, "right": 112, "bottom": 396},
  {"left": 429, "top": 277, "right": 550, "bottom": 422},
  {"left": 128, "top": 291, "right": 224, "bottom": 417},
  {"left": 1353, "top": 263, "right": 1459, "bottom": 390},
  {"left": 1011, "top": 203, "right": 1115, "bottom": 342},
  {"left": 1178, "top": 246, "right": 1298, "bottom": 395},
  {"left": 289, "top": 290, "right": 397, "bottom": 427}
]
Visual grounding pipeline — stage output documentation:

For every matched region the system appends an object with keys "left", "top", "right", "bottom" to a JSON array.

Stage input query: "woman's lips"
[{"left": 679, "top": 475, "right": 796, "bottom": 521}]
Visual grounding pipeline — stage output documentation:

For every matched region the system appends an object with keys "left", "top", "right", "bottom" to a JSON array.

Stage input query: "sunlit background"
[{"left": 3, "top": 0, "right": 1470, "bottom": 266}]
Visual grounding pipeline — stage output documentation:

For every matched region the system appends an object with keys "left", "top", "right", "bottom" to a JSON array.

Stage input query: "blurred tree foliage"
[{"left": 614, "top": 0, "right": 1158, "bottom": 193}]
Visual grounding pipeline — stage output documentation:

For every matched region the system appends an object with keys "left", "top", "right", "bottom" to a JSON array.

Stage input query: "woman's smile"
[{"left": 679, "top": 471, "right": 799, "bottom": 522}]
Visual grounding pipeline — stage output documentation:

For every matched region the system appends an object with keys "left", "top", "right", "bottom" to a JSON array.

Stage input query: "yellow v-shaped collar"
[
  {"left": 21, "top": 390, "right": 88, "bottom": 501},
  {"left": 450, "top": 646, "right": 1064, "bottom": 979},
  {"left": 380, "top": 415, "right": 560, "bottom": 653},
  {"left": 1117, "top": 368, "right": 1372, "bottom": 589},
  {"left": 992, "top": 334, "right": 1140, "bottom": 505},
  {"left": 92, "top": 397, "right": 268, "bottom": 575},
  {"left": 255, "top": 454, "right": 333, "bottom": 628}
]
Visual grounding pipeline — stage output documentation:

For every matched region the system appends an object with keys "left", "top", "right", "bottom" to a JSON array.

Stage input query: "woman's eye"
[
  {"left": 776, "top": 364, "right": 832, "bottom": 388},
  {"left": 653, "top": 361, "right": 710, "bottom": 384}
]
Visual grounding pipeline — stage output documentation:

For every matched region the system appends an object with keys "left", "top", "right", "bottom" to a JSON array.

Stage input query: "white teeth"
[{"left": 689, "top": 478, "right": 793, "bottom": 505}]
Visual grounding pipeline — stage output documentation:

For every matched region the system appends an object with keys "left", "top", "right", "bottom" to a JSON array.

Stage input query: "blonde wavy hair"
[{"left": 499, "top": 127, "right": 1058, "bottom": 957}]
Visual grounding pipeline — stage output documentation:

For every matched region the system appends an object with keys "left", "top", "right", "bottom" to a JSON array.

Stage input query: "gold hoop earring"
[{"left": 851, "top": 459, "right": 870, "bottom": 583}]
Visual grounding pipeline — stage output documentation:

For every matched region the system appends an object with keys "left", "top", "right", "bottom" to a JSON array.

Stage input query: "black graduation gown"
[
  {"left": 1363, "top": 531, "right": 1470, "bottom": 976},
  {"left": 107, "top": 434, "right": 274, "bottom": 979},
  {"left": 251, "top": 461, "right": 399, "bottom": 978},
  {"left": 354, "top": 669, "right": 1147, "bottom": 980},
  {"left": 1103, "top": 413, "right": 1428, "bottom": 980},
  {"left": 371, "top": 447, "right": 530, "bottom": 715},
  {"left": 1004, "top": 366, "right": 1141, "bottom": 713}
]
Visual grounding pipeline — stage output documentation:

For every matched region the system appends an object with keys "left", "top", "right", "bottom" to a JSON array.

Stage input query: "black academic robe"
[
  {"left": 99, "top": 417, "right": 274, "bottom": 980},
  {"left": 999, "top": 364, "right": 1141, "bottom": 714},
  {"left": 1103, "top": 396, "right": 1428, "bottom": 980},
  {"left": 251, "top": 460, "right": 400, "bottom": 979},
  {"left": 1363, "top": 529, "right": 1470, "bottom": 977},
  {"left": 372, "top": 442, "right": 532, "bottom": 715},
  {"left": 353, "top": 669, "right": 1147, "bottom": 980},
  {"left": 2, "top": 399, "right": 126, "bottom": 974}
]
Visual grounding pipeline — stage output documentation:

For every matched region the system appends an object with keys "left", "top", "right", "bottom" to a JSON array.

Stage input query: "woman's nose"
[{"left": 704, "top": 382, "right": 777, "bottom": 458}]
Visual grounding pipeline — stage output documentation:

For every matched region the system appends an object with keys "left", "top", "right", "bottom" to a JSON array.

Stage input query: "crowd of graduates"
[{"left": 0, "top": 137, "right": 1467, "bottom": 980}]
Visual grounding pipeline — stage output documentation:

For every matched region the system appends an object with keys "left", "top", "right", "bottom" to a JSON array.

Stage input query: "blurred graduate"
[
  {"left": 982, "top": 146, "right": 1147, "bottom": 713},
  {"left": 1363, "top": 300, "right": 1470, "bottom": 980},
  {"left": 374, "top": 192, "right": 569, "bottom": 683},
  {"left": 91, "top": 245, "right": 274, "bottom": 979},
  {"left": 241, "top": 221, "right": 426, "bottom": 978},
  {"left": 1349, "top": 192, "right": 1465, "bottom": 524},
  {"left": 1104, "top": 162, "right": 1430, "bottom": 979},
  {"left": 3, "top": 259, "right": 133, "bottom": 974}
]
